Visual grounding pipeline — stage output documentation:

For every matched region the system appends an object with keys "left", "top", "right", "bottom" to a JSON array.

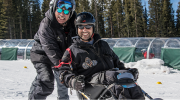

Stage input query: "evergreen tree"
[
  {"left": 103, "top": 0, "right": 115, "bottom": 37},
  {"left": 130, "top": 0, "right": 144, "bottom": 37},
  {"left": 91, "top": 0, "right": 106, "bottom": 37},
  {"left": 112, "top": 0, "right": 123, "bottom": 37},
  {"left": 0, "top": 0, "right": 8, "bottom": 39},
  {"left": 76, "top": 0, "right": 90, "bottom": 14},
  {"left": 90, "top": 0, "right": 105, "bottom": 35},
  {"left": 148, "top": 0, "right": 162, "bottom": 37},
  {"left": 142, "top": 3, "right": 148, "bottom": 37},
  {"left": 8, "top": 0, "right": 18, "bottom": 39},
  {"left": 41, "top": 0, "right": 51, "bottom": 18},
  {"left": 98, "top": 0, "right": 106, "bottom": 37},
  {"left": 75, "top": 0, "right": 80, "bottom": 13},
  {"left": 161, "top": 0, "right": 175, "bottom": 37},
  {"left": 176, "top": 1, "right": 180, "bottom": 36},
  {"left": 31, "top": 0, "right": 42, "bottom": 38},
  {"left": 90, "top": 0, "right": 99, "bottom": 34},
  {"left": 123, "top": 0, "right": 132, "bottom": 37},
  {"left": 22, "top": 0, "right": 29, "bottom": 39}
]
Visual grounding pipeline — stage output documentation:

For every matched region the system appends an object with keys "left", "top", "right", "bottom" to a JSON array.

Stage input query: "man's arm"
[
  {"left": 103, "top": 41, "right": 139, "bottom": 80},
  {"left": 38, "top": 23, "right": 63, "bottom": 66},
  {"left": 57, "top": 50, "right": 76, "bottom": 87},
  {"left": 103, "top": 41, "right": 125, "bottom": 69},
  {"left": 110, "top": 48, "right": 126, "bottom": 69},
  {"left": 58, "top": 50, "right": 86, "bottom": 91}
]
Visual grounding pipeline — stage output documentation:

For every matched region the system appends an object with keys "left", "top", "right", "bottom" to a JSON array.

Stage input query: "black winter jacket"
[
  {"left": 30, "top": 9, "right": 77, "bottom": 66},
  {"left": 58, "top": 34, "right": 125, "bottom": 87}
]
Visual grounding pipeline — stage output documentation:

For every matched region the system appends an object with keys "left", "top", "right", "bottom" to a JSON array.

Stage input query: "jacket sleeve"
[
  {"left": 38, "top": 22, "right": 63, "bottom": 66},
  {"left": 103, "top": 41, "right": 126, "bottom": 70},
  {"left": 110, "top": 47, "right": 126, "bottom": 70},
  {"left": 57, "top": 50, "right": 77, "bottom": 87}
]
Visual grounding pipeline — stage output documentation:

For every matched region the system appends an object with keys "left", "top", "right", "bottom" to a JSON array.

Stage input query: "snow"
[{"left": 0, "top": 59, "right": 180, "bottom": 100}]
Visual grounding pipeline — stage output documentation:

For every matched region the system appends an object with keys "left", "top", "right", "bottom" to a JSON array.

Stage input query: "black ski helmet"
[
  {"left": 49, "top": 0, "right": 76, "bottom": 23},
  {"left": 75, "top": 12, "right": 96, "bottom": 41}
]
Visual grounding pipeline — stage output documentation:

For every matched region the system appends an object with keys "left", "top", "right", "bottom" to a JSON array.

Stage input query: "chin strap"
[{"left": 87, "top": 33, "right": 94, "bottom": 42}]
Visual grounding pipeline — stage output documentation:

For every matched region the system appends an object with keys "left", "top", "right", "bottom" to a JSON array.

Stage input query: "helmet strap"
[{"left": 87, "top": 33, "right": 94, "bottom": 41}]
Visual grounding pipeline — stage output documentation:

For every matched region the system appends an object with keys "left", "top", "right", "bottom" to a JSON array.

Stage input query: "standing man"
[
  {"left": 28, "top": 0, "right": 76, "bottom": 100},
  {"left": 56, "top": 12, "right": 145, "bottom": 99}
]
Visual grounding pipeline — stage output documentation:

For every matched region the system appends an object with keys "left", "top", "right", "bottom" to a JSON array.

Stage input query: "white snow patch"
[{"left": 0, "top": 59, "right": 180, "bottom": 100}]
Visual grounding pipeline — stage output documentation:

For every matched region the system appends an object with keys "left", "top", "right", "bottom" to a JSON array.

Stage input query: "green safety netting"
[
  {"left": 113, "top": 47, "right": 135, "bottom": 63},
  {"left": 1, "top": 48, "right": 18, "bottom": 60},
  {"left": 161, "top": 48, "right": 180, "bottom": 70}
]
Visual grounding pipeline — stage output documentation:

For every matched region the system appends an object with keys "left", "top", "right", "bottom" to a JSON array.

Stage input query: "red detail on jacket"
[{"left": 54, "top": 48, "right": 72, "bottom": 68}]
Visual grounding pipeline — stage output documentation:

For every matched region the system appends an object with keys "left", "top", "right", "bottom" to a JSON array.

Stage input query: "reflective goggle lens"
[
  {"left": 78, "top": 25, "right": 93, "bottom": 29},
  {"left": 57, "top": 8, "right": 70, "bottom": 15},
  {"left": 63, "top": 10, "right": 69, "bottom": 14},
  {"left": 59, "top": 4, "right": 72, "bottom": 10},
  {"left": 57, "top": 0, "right": 72, "bottom": 10},
  {"left": 57, "top": 8, "right": 62, "bottom": 13}
]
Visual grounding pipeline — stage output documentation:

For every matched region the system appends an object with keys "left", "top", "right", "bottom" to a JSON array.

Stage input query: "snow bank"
[{"left": 124, "top": 59, "right": 180, "bottom": 74}]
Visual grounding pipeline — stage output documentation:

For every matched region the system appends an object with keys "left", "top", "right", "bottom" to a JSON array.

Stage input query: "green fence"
[
  {"left": 161, "top": 48, "right": 180, "bottom": 70},
  {"left": 1, "top": 48, "right": 18, "bottom": 60},
  {"left": 113, "top": 47, "right": 136, "bottom": 63}
]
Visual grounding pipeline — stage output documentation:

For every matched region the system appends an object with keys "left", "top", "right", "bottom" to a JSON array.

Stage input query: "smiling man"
[
  {"left": 56, "top": 12, "right": 145, "bottom": 99},
  {"left": 28, "top": 0, "right": 77, "bottom": 100},
  {"left": 77, "top": 24, "right": 94, "bottom": 42},
  {"left": 75, "top": 12, "right": 95, "bottom": 43}
]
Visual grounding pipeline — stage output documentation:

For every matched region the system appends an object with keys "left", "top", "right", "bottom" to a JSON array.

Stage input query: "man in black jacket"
[
  {"left": 57, "top": 12, "right": 145, "bottom": 99},
  {"left": 28, "top": 0, "right": 77, "bottom": 100}
]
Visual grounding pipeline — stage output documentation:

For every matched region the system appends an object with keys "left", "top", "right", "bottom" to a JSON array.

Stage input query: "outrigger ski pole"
[
  {"left": 135, "top": 82, "right": 163, "bottom": 100},
  {"left": 78, "top": 90, "right": 90, "bottom": 100}
]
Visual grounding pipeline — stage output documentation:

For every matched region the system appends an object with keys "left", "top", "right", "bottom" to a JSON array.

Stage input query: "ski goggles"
[
  {"left": 78, "top": 25, "right": 93, "bottom": 29},
  {"left": 57, "top": 8, "right": 70, "bottom": 15},
  {"left": 57, "top": 0, "right": 72, "bottom": 10}
]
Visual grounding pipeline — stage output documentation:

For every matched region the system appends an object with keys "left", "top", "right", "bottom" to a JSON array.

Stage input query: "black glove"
[
  {"left": 70, "top": 75, "right": 85, "bottom": 91},
  {"left": 128, "top": 68, "right": 139, "bottom": 81}
]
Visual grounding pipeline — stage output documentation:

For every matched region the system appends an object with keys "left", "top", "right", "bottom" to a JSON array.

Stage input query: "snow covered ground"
[{"left": 0, "top": 59, "right": 180, "bottom": 100}]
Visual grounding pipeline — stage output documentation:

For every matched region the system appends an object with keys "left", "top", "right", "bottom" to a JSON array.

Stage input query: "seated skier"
[{"left": 55, "top": 12, "right": 145, "bottom": 99}]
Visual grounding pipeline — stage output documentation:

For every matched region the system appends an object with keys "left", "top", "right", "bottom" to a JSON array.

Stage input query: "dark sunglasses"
[
  {"left": 57, "top": 8, "right": 70, "bottom": 15},
  {"left": 78, "top": 25, "right": 93, "bottom": 29}
]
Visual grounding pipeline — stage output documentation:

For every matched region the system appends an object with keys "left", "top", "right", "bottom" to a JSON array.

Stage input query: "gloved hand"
[
  {"left": 70, "top": 75, "right": 85, "bottom": 91},
  {"left": 128, "top": 68, "right": 139, "bottom": 81}
]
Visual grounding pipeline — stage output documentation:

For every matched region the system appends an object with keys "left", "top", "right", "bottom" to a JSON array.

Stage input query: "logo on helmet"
[{"left": 82, "top": 20, "right": 86, "bottom": 22}]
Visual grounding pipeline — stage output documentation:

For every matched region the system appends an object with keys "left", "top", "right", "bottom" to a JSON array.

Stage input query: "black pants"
[
  {"left": 106, "top": 70, "right": 145, "bottom": 99},
  {"left": 28, "top": 63, "right": 69, "bottom": 100},
  {"left": 77, "top": 70, "right": 145, "bottom": 100},
  {"left": 76, "top": 85, "right": 144, "bottom": 100},
  {"left": 110, "top": 85, "right": 145, "bottom": 99}
]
